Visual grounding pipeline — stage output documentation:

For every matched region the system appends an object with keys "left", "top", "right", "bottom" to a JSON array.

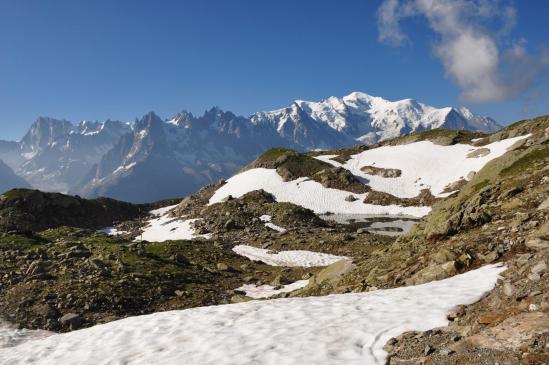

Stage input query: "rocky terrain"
[{"left": 0, "top": 116, "right": 547, "bottom": 363}]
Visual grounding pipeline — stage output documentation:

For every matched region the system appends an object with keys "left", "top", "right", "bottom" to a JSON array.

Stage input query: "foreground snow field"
[{"left": 1, "top": 264, "right": 505, "bottom": 365}]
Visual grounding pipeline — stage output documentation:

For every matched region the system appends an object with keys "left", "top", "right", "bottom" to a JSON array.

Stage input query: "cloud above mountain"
[{"left": 377, "top": 0, "right": 549, "bottom": 104}]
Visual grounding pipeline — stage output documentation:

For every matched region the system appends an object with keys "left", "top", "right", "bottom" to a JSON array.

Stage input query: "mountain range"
[{"left": 0, "top": 92, "right": 501, "bottom": 202}]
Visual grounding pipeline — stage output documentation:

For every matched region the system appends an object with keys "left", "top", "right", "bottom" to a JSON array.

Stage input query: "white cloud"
[{"left": 377, "top": 0, "right": 549, "bottom": 103}]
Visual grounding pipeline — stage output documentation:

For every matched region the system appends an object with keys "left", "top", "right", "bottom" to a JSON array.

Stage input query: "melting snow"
[
  {"left": 209, "top": 168, "right": 430, "bottom": 217},
  {"left": 0, "top": 264, "right": 505, "bottom": 365},
  {"left": 259, "top": 215, "right": 288, "bottom": 233},
  {"left": 235, "top": 280, "right": 310, "bottom": 299},
  {"left": 137, "top": 206, "right": 210, "bottom": 242},
  {"left": 264, "top": 223, "right": 287, "bottom": 233},
  {"left": 149, "top": 204, "right": 178, "bottom": 217},
  {"left": 232, "top": 245, "right": 348, "bottom": 267},
  {"left": 315, "top": 135, "right": 529, "bottom": 198},
  {"left": 98, "top": 227, "right": 129, "bottom": 236}
]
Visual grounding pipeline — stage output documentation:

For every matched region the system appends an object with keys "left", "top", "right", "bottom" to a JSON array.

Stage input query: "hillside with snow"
[
  {"left": 209, "top": 134, "right": 528, "bottom": 218},
  {"left": 0, "top": 117, "right": 547, "bottom": 364}
]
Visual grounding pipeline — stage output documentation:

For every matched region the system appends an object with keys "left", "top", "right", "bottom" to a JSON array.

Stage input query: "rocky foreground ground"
[{"left": 0, "top": 117, "right": 547, "bottom": 363}]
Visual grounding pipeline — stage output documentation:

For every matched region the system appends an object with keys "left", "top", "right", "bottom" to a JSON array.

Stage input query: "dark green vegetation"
[
  {"left": 0, "top": 189, "right": 146, "bottom": 233},
  {"left": 382, "top": 128, "right": 487, "bottom": 147}
]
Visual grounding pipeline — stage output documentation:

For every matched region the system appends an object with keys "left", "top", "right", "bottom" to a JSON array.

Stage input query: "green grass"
[
  {"left": 256, "top": 148, "right": 297, "bottom": 163},
  {"left": 387, "top": 128, "right": 485, "bottom": 146},
  {"left": 0, "top": 188, "right": 37, "bottom": 201},
  {"left": 278, "top": 154, "right": 330, "bottom": 176},
  {"left": 502, "top": 115, "right": 548, "bottom": 131},
  {"left": 500, "top": 147, "right": 549, "bottom": 177},
  {"left": 471, "top": 179, "right": 490, "bottom": 192}
]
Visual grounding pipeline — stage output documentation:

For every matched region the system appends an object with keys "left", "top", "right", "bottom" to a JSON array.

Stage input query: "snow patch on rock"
[
  {"left": 138, "top": 214, "right": 210, "bottom": 242},
  {"left": 235, "top": 280, "right": 309, "bottom": 299},
  {"left": 209, "top": 168, "right": 430, "bottom": 217},
  {"left": 232, "top": 245, "right": 348, "bottom": 267},
  {"left": 315, "top": 134, "right": 529, "bottom": 198}
]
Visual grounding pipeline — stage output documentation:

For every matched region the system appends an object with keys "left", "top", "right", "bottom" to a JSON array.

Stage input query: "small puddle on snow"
[{"left": 320, "top": 214, "right": 420, "bottom": 237}]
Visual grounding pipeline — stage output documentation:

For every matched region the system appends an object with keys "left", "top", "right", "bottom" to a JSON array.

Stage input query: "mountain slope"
[{"left": 0, "top": 160, "right": 30, "bottom": 193}]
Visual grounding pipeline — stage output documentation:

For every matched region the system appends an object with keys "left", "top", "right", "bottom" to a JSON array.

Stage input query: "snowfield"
[
  {"left": 315, "top": 135, "right": 529, "bottom": 198},
  {"left": 209, "top": 168, "right": 431, "bottom": 217},
  {"left": 232, "top": 244, "right": 348, "bottom": 267},
  {"left": 0, "top": 264, "right": 505, "bottom": 365}
]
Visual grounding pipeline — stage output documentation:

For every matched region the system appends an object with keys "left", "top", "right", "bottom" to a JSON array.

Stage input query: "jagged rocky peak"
[
  {"left": 20, "top": 116, "right": 74, "bottom": 153},
  {"left": 166, "top": 111, "right": 194, "bottom": 127}
]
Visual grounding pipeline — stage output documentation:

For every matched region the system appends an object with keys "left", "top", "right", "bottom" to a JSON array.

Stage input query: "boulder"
[
  {"left": 26, "top": 260, "right": 49, "bottom": 276},
  {"left": 467, "top": 313, "right": 549, "bottom": 351},
  {"left": 216, "top": 263, "right": 229, "bottom": 271},
  {"left": 407, "top": 261, "right": 457, "bottom": 285},
  {"left": 309, "top": 259, "right": 356, "bottom": 285},
  {"left": 538, "top": 196, "right": 549, "bottom": 210},
  {"left": 59, "top": 313, "right": 83, "bottom": 330},
  {"left": 344, "top": 195, "right": 358, "bottom": 202}
]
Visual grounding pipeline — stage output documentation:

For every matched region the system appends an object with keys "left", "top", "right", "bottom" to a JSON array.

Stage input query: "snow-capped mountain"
[
  {"left": 74, "top": 109, "right": 288, "bottom": 202},
  {"left": 251, "top": 92, "right": 501, "bottom": 146},
  {"left": 11, "top": 117, "right": 131, "bottom": 192},
  {"left": 0, "top": 159, "right": 30, "bottom": 192},
  {"left": 0, "top": 92, "right": 502, "bottom": 202}
]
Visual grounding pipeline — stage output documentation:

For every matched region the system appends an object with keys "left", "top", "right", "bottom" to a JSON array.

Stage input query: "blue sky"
[{"left": 0, "top": 0, "right": 548, "bottom": 140}]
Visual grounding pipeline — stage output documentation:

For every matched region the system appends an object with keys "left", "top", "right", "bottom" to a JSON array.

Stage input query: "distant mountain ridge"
[
  {"left": 0, "top": 160, "right": 30, "bottom": 193},
  {"left": 0, "top": 92, "right": 502, "bottom": 202},
  {"left": 250, "top": 92, "right": 500, "bottom": 147}
]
